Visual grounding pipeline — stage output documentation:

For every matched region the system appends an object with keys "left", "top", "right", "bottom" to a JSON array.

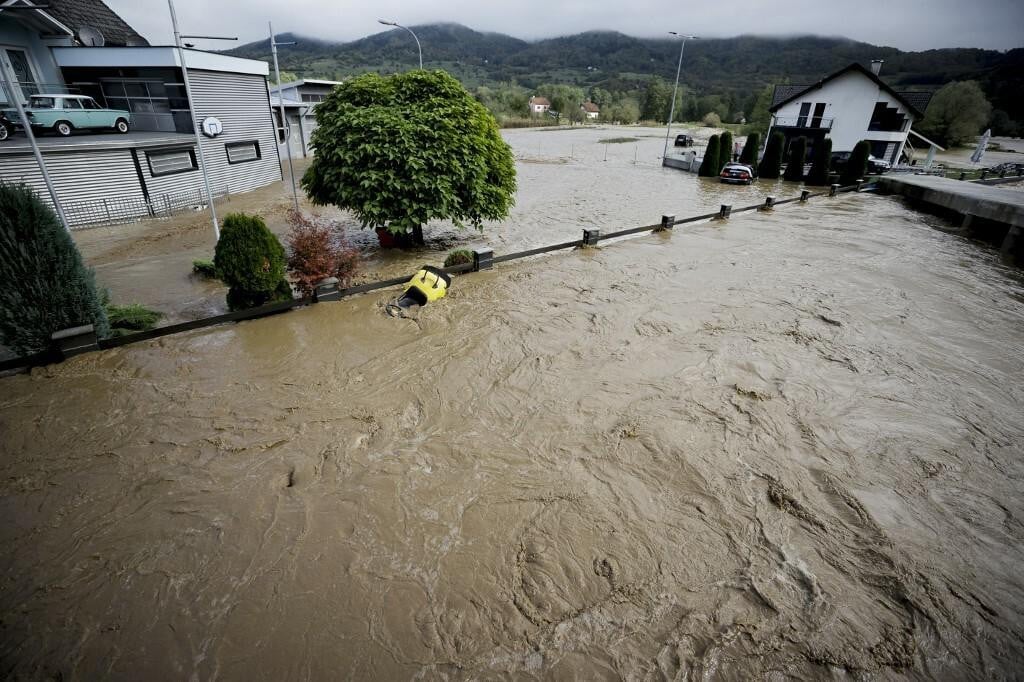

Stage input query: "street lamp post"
[
  {"left": 269, "top": 22, "right": 300, "bottom": 213},
  {"left": 377, "top": 19, "right": 423, "bottom": 69},
  {"left": 168, "top": 0, "right": 236, "bottom": 241},
  {"left": 662, "top": 32, "right": 697, "bottom": 160}
]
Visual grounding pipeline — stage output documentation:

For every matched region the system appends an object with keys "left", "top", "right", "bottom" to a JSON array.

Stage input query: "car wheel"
[
  {"left": 115, "top": 118, "right": 129, "bottom": 134},
  {"left": 54, "top": 121, "right": 73, "bottom": 137},
  {"left": 0, "top": 126, "right": 8, "bottom": 141}
]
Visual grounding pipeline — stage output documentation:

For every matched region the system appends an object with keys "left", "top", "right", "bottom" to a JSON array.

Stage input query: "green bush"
[
  {"left": 192, "top": 259, "right": 219, "bottom": 279},
  {"left": 806, "top": 138, "right": 832, "bottom": 186},
  {"left": 739, "top": 132, "right": 760, "bottom": 165},
  {"left": 303, "top": 70, "right": 517, "bottom": 246},
  {"left": 213, "top": 213, "right": 290, "bottom": 310},
  {"left": 718, "top": 131, "right": 734, "bottom": 169},
  {"left": 106, "top": 303, "right": 162, "bottom": 336},
  {"left": 444, "top": 249, "right": 474, "bottom": 268},
  {"left": 0, "top": 183, "right": 109, "bottom": 354},
  {"left": 698, "top": 135, "right": 721, "bottom": 177},
  {"left": 758, "top": 133, "right": 785, "bottom": 179},
  {"left": 840, "top": 140, "right": 871, "bottom": 186},
  {"left": 783, "top": 137, "right": 807, "bottom": 182}
]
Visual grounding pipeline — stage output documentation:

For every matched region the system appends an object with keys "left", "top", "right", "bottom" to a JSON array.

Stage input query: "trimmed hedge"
[
  {"left": 806, "top": 138, "right": 833, "bottom": 186},
  {"left": 697, "top": 135, "right": 721, "bottom": 177},
  {"left": 718, "top": 131, "right": 734, "bottom": 169},
  {"left": 739, "top": 132, "right": 760, "bottom": 165},
  {"left": 758, "top": 133, "right": 785, "bottom": 179},
  {"left": 0, "top": 183, "right": 109, "bottom": 354},
  {"left": 213, "top": 213, "right": 291, "bottom": 310},
  {"left": 841, "top": 140, "right": 871, "bottom": 186},
  {"left": 783, "top": 137, "right": 807, "bottom": 182}
]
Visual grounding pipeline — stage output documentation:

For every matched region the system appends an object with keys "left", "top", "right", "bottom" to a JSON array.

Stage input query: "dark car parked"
[
  {"left": 831, "top": 151, "right": 891, "bottom": 175},
  {"left": 0, "top": 113, "right": 14, "bottom": 141},
  {"left": 674, "top": 133, "right": 694, "bottom": 147}
]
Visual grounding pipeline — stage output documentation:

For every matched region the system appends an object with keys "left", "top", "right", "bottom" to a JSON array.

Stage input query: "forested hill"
[{"left": 228, "top": 24, "right": 1022, "bottom": 125}]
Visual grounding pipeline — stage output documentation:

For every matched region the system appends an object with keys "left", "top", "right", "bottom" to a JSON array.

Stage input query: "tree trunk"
[{"left": 412, "top": 224, "right": 425, "bottom": 246}]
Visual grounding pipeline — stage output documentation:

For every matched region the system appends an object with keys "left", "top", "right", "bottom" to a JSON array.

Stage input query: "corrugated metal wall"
[
  {"left": 188, "top": 70, "right": 282, "bottom": 194},
  {"left": 0, "top": 149, "right": 146, "bottom": 224}
]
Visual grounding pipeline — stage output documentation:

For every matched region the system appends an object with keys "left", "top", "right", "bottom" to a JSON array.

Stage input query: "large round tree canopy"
[{"left": 302, "top": 70, "right": 517, "bottom": 235}]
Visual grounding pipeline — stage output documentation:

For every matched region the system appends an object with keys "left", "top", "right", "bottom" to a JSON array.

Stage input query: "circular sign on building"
[{"left": 201, "top": 117, "right": 223, "bottom": 138}]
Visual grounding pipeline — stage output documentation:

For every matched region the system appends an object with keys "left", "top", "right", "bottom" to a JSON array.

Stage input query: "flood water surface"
[{"left": 3, "top": 193, "right": 1024, "bottom": 679}]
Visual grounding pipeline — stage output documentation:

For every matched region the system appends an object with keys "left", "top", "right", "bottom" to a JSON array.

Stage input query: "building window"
[
  {"left": 796, "top": 102, "right": 811, "bottom": 127},
  {"left": 147, "top": 148, "right": 197, "bottom": 176},
  {"left": 301, "top": 93, "right": 325, "bottom": 103},
  {"left": 226, "top": 140, "right": 261, "bottom": 164}
]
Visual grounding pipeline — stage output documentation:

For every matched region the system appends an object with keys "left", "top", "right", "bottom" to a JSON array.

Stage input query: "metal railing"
[
  {"left": 773, "top": 117, "right": 834, "bottom": 130},
  {"left": 61, "top": 186, "right": 230, "bottom": 229},
  {"left": 0, "top": 82, "right": 81, "bottom": 104}
]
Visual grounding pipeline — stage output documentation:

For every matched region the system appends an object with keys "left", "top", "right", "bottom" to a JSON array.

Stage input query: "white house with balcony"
[
  {"left": 767, "top": 61, "right": 932, "bottom": 166},
  {"left": 528, "top": 96, "right": 550, "bottom": 115}
]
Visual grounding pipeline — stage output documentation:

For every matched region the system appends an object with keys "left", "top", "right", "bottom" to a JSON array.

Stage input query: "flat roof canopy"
[{"left": 53, "top": 46, "right": 269, "bottom": 77}]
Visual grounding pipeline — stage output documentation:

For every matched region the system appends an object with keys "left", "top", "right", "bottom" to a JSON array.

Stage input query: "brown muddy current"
[{"left": 4, "top": 192, "right": 1024, "bottom": 679}]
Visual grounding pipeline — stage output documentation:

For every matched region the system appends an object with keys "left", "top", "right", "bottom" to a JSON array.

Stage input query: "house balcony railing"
[
  {"left": 1, "top": 82, "right": 80, "bottom": 105},
  {"left": 773, "top": 116, "right": 834, "bottom": 130}
]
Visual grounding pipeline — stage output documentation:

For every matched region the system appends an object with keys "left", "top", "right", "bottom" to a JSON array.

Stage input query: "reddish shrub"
[{"left": 285, "top": 209, "right": 360, "bottom": 295}]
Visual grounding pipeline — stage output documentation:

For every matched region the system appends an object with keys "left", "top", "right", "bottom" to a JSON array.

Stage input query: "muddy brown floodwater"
[{"left": 4, "top": 178, "right": 1024, "bottom": 678}]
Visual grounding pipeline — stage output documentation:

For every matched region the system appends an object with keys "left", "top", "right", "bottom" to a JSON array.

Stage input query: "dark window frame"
[
  {"left": 225, "top": 139, "right": 262, "bottom": 165},
  {"left": 146, "top": 146, "right": 198, "bottom": 177},
  {"left": 796, "top": 102, "right": 811, "bottom": 127}
]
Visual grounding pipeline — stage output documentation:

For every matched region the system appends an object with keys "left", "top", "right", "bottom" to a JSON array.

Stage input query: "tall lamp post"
[
  {"left": 377, "top": 19, "right": 423, "bottom": 69},
  {"left": 168, "top": 0, "right": 236, "bottom": 241},
  {"left": 269, "top": 22, "right": 300, "bottom": 212},
  {"left": 662, "top": 32, "right": 697, "bottom": 160}
]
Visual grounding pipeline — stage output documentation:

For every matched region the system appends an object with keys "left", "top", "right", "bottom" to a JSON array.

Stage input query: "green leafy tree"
[
  {"left": 213, "top": 213, "right": 291, "bottom": 310},
  {"left": 918, "top": 80, "right": 992, "bottom": 147},
  {"left": 719, "top": 131, "right": 734, "bottom": 168},
  {"left": 303, "top": 70, "right": 517, "bottom": 245},
  {"left": 0, "top": 183, "right": 108, "bottom": 354},
  {"left": 698, "top": 135, "right": 721, "bottom": 177},
  {"left": 641, "top": 77, "right": 672, "bottom": 122},
  {"left": 744, "top": 85, "right": 773, "bottom": 136},
  {"left": 758, "top": 132, "right": 784, "bottom": 179},
  {"left": 588, "top": 86, "right": 613, "bottom": 109},
  {"left": 783, "top": 137, "right": 807, "bottom": 181},
  {"left": 840, "top": 140, "right": 871, "bottom": 185},
  {"left": 739, "top": 132, "right": 760, "bottom": 165},
  {"left": 806, "top": 138, "right": 832, "bottom": 186}
]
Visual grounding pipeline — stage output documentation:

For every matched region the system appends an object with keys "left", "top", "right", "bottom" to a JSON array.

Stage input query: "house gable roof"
[
  {"left": 768, "top": 62, "right": 930, "bottom": 119},
  {"left": 529, "top": 96, "right": 550, "bottom": 106},
  {"left": 581, "top": 101, "right": 599, "bottom": 112},
  {"left": 44, "top": 0, "right": 148, "bottom": 46}
]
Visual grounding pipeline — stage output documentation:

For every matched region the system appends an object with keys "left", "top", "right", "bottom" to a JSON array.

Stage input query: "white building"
[
  {"left": 767, "top": 61, "right": 932, "bottom": 166},
  {"left": 528, "top": 96, "right": 550, "bottom": 115},
  {"left": 268, "top": 78, "right": 342, "bottom": 158},
  {"left": 580, "top": 101, "right": 599, "bottom": 120}
]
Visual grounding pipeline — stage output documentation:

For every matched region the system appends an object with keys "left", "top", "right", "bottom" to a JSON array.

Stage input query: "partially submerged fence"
[
  {"left": 1, "top": 182, "right": 870, "bottom": 374},
  {"left": 64, "top": 186, "right": 231, "bottom": 229}
]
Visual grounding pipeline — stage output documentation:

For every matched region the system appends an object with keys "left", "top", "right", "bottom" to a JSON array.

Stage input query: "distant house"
[
  {"left": 528, "top": 96, "right": 550, "bottom": 115},
  {"left": 580, "top": 101, "right": 600, "bottom": 119},
  {"left": 767, "top": 61, "right": 932, "bottom": 165},
  {"left": 268, "top": 79, "right": 343, "bottom": 158}
]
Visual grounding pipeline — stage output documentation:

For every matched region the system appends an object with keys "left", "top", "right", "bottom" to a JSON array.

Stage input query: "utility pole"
[
  {"left": 269, "top": 22, "right": 300, "bottom": 212},
  {"left": 662, "top": 33, "right": 697, "bottom": 160},
  {"left": 377, "top": 19, "right": 423, "bottom": 69},
  {"left": 168, "top": 0, "right": 236, "bottom": 241},
  {"left": 0, "top": 30, "right": 70, "bottom": 231}
]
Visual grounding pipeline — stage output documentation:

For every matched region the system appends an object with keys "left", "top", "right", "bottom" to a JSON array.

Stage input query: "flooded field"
[
  {"left": 73, "top": 125, "right": 761, "bottom": 322},
  {"left": 4, "top": 184, "right": 1024, "bottom": 678}
]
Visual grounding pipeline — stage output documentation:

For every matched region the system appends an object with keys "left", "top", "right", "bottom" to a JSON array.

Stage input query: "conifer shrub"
[
  {"left": 758, "top": 133, "right": 785, "bottom": 179},
  {"left": 284, "top": 210, "right": 360, "bottom": 296},
  {"left": 213, "top": 212, "right": 291, "bottom": 310},
  {"left": 784, "top": 137, "right": 808, "bottom": 181},
  {"left": 444, "top": 249, "right": 474, "bottom": 268},
  {"left": 806, "top": 138, "right": 833, "bottom": 186},
  {"left": 0, "top": 183, "right": 109, "bottom": 354},
  {"left": 840, "top": 140, "right": 871, "bottom": 186},
  {"left": 718, "top": 131, "right": 734, "bottom": 168},
  {"left": 739, "top": 132, "right": 760, "bottom": 165},
  {"left": 698, "top": 135, "right": 721, "bottom": 177}
]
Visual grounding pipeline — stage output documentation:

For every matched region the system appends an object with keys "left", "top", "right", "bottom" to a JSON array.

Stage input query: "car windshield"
[{"left": 30, "top": 97, "right": 55, "bottom": 109}]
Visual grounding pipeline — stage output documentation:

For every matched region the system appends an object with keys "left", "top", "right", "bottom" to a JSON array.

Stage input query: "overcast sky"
[{"left": 108, "top": 0, "right": 1024, "bottom": 52}]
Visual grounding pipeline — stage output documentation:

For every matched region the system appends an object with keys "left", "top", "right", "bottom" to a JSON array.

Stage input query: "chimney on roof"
[{"left": 870, "top": 60, "right": 884, "bottom": 76}]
